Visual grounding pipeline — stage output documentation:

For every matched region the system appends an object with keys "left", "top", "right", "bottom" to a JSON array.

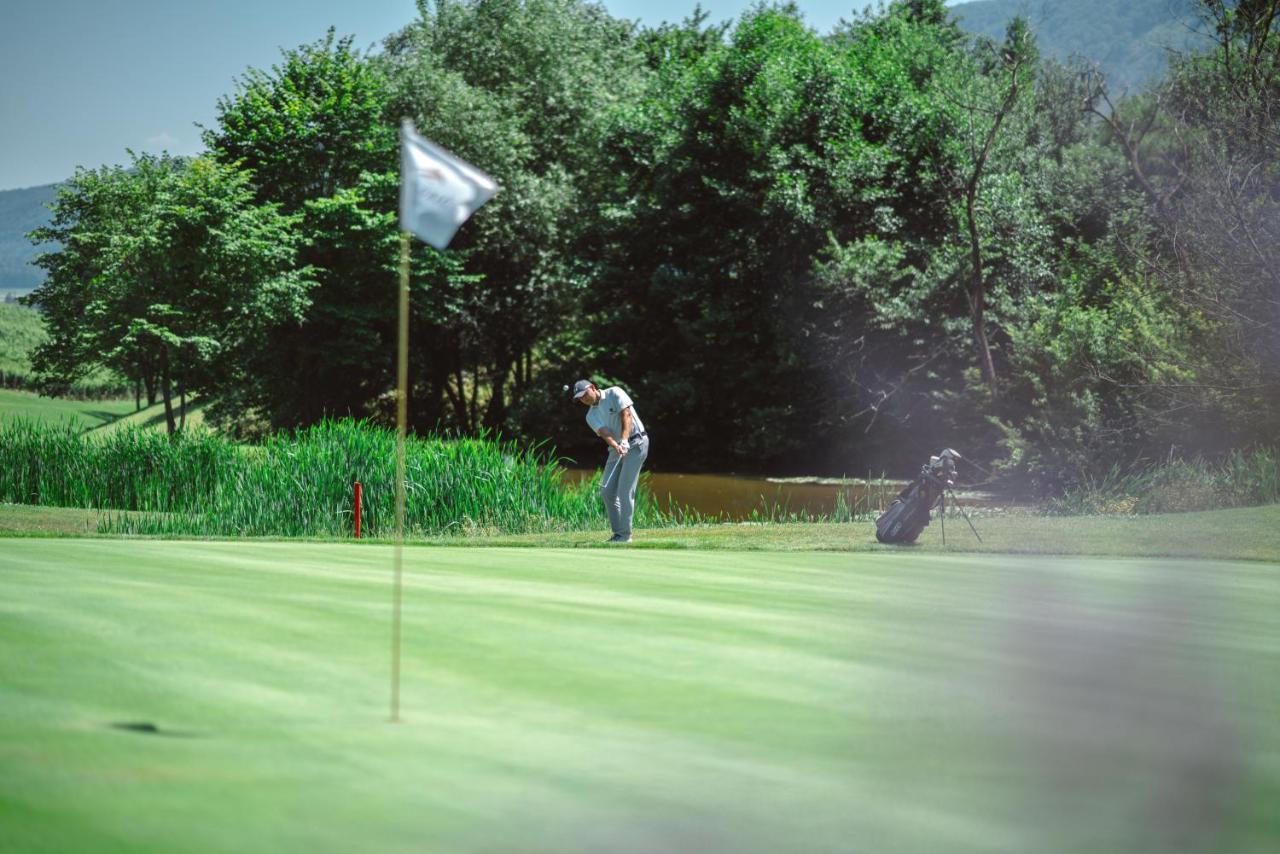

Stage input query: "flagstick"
[
  {"left": 391, "top": 230, "right": 410, "bottom": 723},
  {"left": 393, "top": 118, "right": 498, "bottom": 723}
]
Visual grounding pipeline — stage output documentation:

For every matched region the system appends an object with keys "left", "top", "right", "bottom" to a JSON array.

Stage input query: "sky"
[{"left": 0, "top": 1, "right": 952, "bottom": 191}]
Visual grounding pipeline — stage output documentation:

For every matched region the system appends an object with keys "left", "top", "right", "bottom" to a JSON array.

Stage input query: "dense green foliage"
[
  {"left": 21, "top": 0, "right": 1280, "bottom": 497},
  {"left": 0, "top": 418, "right": 666, "bottom": 536},
  {"left": 0, "top": 1, "right": 1199, "bottom": 294},
  {"left": 199, "top": 32, "right": 421, "bottom": 431}
]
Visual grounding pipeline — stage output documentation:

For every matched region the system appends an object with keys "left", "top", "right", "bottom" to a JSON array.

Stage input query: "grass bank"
[
  {"left": 4, "top": 502, "right": 1279, "bottom": 562},
  {"left": 427, "top": 503, "right": 1280, "bottom": 561},
  {"left": 84, "top": 395, "right": 208, "bottom": 434},
  {"left": 2, "top": 540, "right": 1276, "bottom": 852},
  {"left": 1049, "top": 450, "right": 1280, "bottom": 514}
]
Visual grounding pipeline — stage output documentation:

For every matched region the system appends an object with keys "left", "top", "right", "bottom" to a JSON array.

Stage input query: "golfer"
[{"left": 571, "top": 379, "right": 649, "bottom": 543}]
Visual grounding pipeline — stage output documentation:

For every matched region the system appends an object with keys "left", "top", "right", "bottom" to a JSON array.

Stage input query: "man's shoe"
[{"left": 609, "top": 534, "right": 632, "bottom": 544}]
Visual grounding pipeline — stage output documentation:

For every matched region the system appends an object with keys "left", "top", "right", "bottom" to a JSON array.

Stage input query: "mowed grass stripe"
[
  {"left": 1, "top": 542, "right": 1278, "bottom": 853},
  {"left": 0, "top": 389, "right": 136, "bottom": 429}
]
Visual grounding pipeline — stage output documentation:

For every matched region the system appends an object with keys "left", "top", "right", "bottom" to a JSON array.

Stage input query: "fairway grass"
[
  {"left": 0, "top": 388, "right": 204, "bottom": 434},
  {"left": 1, "top": 541, "right": 1278, "bottom": 852},
  {"left": 444, "top": 503, "right": 1280, "bottom": 561},
  {"left": 0, "top": 389, "right": 136, "bottom": 430}
]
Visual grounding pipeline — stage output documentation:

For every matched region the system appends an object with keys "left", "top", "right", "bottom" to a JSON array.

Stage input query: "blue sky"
[{"left": 0, "top": 1, "right": 955, "bottom": 191}]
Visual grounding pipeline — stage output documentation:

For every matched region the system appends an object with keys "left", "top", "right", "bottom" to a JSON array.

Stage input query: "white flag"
[{"left": 399, "top": 119, "right": 498, "bottom": 249}]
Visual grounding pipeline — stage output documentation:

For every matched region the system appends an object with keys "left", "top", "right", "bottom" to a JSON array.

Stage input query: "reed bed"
[
  {"left": 1046, "top": 449, "right": 1280, "bottom": 515},
  {"left": 0, "top": 419, "right": 673, "bottom": 537}
]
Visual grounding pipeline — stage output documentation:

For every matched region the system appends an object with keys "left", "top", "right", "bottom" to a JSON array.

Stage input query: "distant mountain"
[
  {"left": 950, "top": 0, "right": 1209, "bottom": 93},
  {"left": 0, "top": 183, "right": 58, "bottom": 294}
]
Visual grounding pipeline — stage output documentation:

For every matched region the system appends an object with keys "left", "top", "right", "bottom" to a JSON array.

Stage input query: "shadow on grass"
[{"left": 108, "top": 721, "right": 198, "bottom": 738}]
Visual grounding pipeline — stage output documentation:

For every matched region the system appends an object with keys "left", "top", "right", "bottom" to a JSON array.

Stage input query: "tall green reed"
[
  {"left": 1, "top": 418, "right": 665, "bottom": 537},
  {"left": 1045, "top": 449, "right": 1280, "bottom": 515}
]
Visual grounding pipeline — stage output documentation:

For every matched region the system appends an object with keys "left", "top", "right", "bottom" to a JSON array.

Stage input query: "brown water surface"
[{"left": 563, "top": 469, "right": 918, "bottom": 519}]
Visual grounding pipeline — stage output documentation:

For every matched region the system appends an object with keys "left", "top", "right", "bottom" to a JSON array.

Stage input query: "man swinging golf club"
[{"left": 570, "top": 379, "right": 649, "bottom": 544}]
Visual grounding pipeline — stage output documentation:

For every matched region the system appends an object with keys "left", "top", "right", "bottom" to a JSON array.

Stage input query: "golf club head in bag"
[{"left": 875, "top": 449, "right": 960, "bottom": 544}]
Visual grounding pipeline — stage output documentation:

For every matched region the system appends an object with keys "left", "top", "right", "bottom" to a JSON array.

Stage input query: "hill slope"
[
  {"left": 951, "top": 0, "right": 1209, "bottom": 93},
  {"left": 0, "top": 183, "right": 57, "bottom": 294}
]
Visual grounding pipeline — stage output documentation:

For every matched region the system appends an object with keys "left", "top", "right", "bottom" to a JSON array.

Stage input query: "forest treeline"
[{"left": 23, "top": 0, "right": 1280, "bottom": 492}]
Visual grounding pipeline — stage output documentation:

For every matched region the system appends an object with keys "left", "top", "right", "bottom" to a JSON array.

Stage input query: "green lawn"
[
  {"left": 0, "top": 388, "right": 136, "bottom": 429},
  {"left": 5, "top": 502, "right": 1280, "bottom": 563},
  {"left": 1, "top": 540, "right": 1277, "bottom": 852},
  {"left": 0, "top": 387, "right": 206, "bottom": 433},
  {"left": 433, "top": 503, "right": 1280, "bottom": 561}
]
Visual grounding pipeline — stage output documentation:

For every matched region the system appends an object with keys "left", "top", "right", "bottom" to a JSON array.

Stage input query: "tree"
[
  {"left": 583, "top": 6, "right": 954, "bottom": 471},
  {"left": 942, "top": 17, "right": 1038, "bottom": 396},
  {"left": 1073, "top": 0, "right": 1280, "bottom": 453},
  {"left": 203, "top": 9, "right": 646, "bottom": 435},
  {"left": 202, "top": 31, "right": 435, "bottom": 432},
  {"left": 383, "top": 0, "right": 649, "bottom": 432},
  {"left": 24, "top": 164, "right": 151, "bottom": 400},
  {"left": 204, "top": 30, "right": 396, "bottom": 212},
  {"left": 26, "top": 154, "right": 313, "bottom": 434},
  {"left": 1158, "top": 0, "right": 1280, "bottom": 443}
]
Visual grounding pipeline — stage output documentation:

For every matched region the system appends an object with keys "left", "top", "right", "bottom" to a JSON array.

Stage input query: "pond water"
[
  {"left": 562, "top": 469, "right": 909, "bottom": 520},
  {"left": 563, "top": 469, "right": 1003, "bottom": 520}
]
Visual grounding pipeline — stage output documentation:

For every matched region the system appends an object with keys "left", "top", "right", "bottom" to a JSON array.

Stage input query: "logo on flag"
[{"left": 399, "top": 119, "right": 498, "bottom": 249}]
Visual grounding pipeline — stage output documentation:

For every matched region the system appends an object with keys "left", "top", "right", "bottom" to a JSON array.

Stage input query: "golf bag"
[{"left": 875, "top": 449, "right": 960, "bottom": 544}]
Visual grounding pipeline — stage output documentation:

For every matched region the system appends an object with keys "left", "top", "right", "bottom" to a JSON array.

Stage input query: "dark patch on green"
[{"left": 109, "top": 721, "right": 195, "bottom": 737}]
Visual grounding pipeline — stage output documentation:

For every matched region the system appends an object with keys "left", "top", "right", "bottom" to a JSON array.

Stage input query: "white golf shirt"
[{"left": 585, "top": 386, "right": 644, "bottom": 441}]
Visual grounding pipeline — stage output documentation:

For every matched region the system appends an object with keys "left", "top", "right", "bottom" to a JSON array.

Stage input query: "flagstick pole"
[{"left": 391, "top": 229, "right": 410, "bottom": 724}]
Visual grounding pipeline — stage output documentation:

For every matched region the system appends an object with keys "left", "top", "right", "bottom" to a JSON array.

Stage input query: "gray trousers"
[{"left": 600, "top": 435, "right": 649, "bottom": 536}]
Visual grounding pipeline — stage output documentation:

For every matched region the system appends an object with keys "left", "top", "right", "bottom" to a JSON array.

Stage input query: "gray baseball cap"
[{"left": 570, "top": 379, "right": 592, "bottom": 400}]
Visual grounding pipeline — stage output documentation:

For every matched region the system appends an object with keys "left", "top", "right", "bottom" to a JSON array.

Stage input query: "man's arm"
[
  {"left": 620, "top": 407, "right": 632, "bottom": 443},
  {"left": 596, "top": 427, "right": 627, "bottom": 456}
]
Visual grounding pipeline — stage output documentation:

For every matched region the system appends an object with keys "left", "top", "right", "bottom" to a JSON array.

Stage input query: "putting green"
[{"left": 1, "top": 541, "right": 1277, "bottom": 852}]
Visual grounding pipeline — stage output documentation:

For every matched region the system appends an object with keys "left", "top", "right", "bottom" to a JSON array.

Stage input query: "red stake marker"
[{"left": 354, "top": 481, "right": 363, "bottom": 539}]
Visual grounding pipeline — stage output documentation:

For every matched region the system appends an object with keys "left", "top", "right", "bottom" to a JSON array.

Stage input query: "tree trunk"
[
  {"left": 965, "top": 192, "right": 999, "bottom": 396},
  {"left": 448, "top": 359, "right": 470, "bottom": 432},
  {"left": 134, "top": 375, "right": 141, "bottom": 411},
  {"left": 517, "top": 349, "right": 533, "bottom": 394},
  {"left": 160, "top": 351, "right": 176, "bottom": 436},
  {"left": 416, "top": 356, "right": 449, "bottom": 429},
  {"left": 179, "top": 383, "right": 186, "bottom": 431},
  {"left": 468, "top": 360, "right": 480, "bottom": 431},
  {"left": 485, "top": 359, "right": 511, "bottom": 429},
  {"left": 959, "top": 45, "right": 1025, "bottom": 399},
  {"left": 144, "top": 371, "right": 157, "bottom": 407}
]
